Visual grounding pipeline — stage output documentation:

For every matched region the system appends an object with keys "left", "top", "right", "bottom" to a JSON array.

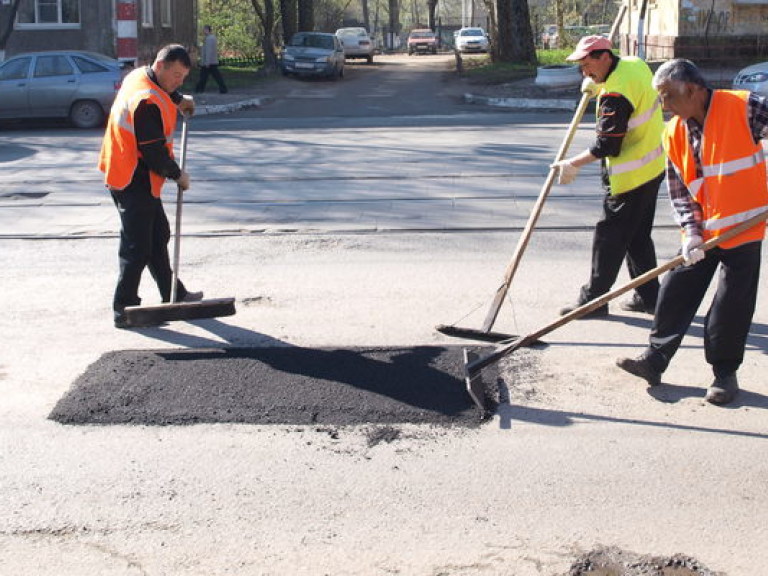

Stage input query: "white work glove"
[
  {"left": 551, "top": 159, "right": 580, "bottom": 185},
  {"left": 580, "top": 77, "right": 600, "bottom": 99},
  {"left": 681, "top": 233, "right": 705, "bottom": 266},
  {"left": 178, "top": 94, "right": 195, "bottom": 117}
]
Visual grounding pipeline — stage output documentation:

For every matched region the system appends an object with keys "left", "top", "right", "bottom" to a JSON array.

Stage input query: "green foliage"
[
  {"left": 537, "top": 49, "right": 573, "bottom": 66},
  {"left": 181, "top": 63, "right": 265, "bottom": 92},
  {"left": 199, "top": 0, "right": 262, "bottom": 59}
]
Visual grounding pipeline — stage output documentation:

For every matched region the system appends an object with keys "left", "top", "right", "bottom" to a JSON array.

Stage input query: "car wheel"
[{"left": 69, "top": 100, "right": 105, "bottom": 129}]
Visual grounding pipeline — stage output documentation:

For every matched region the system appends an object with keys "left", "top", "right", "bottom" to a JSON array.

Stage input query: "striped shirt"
[{"left": 666, "top": 89, "right": 768, "bottom": 237}]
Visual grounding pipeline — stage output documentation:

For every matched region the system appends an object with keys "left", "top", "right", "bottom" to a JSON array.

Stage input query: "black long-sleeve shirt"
[{"left": 133, "top": 67, "right": 183, "bottom": 184}]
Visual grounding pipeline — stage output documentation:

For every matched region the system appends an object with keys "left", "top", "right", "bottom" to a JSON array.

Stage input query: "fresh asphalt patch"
[{"left": 49, "top": 346, "right": 499, "bottom": 426}]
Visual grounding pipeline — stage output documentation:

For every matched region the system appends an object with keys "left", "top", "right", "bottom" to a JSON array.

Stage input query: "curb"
[
  {"left": 194, "top": 96, "right": 272, "bottom": 116},
  {"left": 463, "top": 93, "right": 578, "bottom": 111}
]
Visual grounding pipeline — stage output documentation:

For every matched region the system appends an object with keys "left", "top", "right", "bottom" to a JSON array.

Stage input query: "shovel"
[
  {"left": 464, "top": 208, "right": 768, "bottom": 415},
  {"left": 437, "top": 79, "right": 597, "bottom": 343},
  {"left": 124, "top": 115, "right": 236, "bottom": 327}
]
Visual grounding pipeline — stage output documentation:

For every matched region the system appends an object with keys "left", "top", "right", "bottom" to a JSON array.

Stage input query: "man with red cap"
[{"left": 551, "top": 35, "right": 665, "bottom": 319}]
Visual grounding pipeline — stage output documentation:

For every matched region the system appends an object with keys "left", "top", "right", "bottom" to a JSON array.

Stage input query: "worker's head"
[
  {"left": 152, "top": 44, "right": 191, "bottom": 94},
  {"left": 566, "top": 35, "right": 615, "bottom": 83},
  {"left": 652, "top": 58, "right": 709, "bottom": 120},
  {"left": 203, "top": 25, "right": 212, "bottom": 34}
]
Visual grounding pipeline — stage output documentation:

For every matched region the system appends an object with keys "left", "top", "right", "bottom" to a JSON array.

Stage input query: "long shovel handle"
[
  {"left": 480, "top": 88, "right": 593, "bottom": 332},
  {"left": 468, "top": 208, "right": 768, "bottom": 376},
  {"left": 170, "top": 114, "right": 189, "bottom": 304}
]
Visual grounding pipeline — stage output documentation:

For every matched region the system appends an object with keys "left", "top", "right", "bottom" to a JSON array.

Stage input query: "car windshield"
[
  {"left": 461, "top": 29, "right": 483, "bottom": 36},
  {"left": 338, "top": 28, "right": 366, "bottom": 37},
  {"left": 290, "top": 34, "right": 334, "bottom": 49},
  {"left": 411, "top": 31, "right": 434, "bottom": 38}
]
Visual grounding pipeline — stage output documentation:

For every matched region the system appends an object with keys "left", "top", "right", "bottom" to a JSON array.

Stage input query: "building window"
[
  {"left": 141, "top": 0, "right": 153, "bottom": 26},
  {"left": 160, "top": 0, "right": 171, "bottom": 27},
  {"left": 16, "top": 0, "right": 80, "bottom": 27}
]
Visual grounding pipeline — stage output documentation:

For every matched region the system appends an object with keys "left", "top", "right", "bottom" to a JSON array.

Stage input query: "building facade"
[
  {"left": 1, "top": 0, "right": 197, "bottom": 65},
  {"left": 620, "top": 0, "right": 768, "bottom": 61}
]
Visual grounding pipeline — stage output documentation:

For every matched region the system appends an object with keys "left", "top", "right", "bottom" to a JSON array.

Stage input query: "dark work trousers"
[
  {"left": 579, "top": 173, "right": 664, "bottom": 307},
  {"left": 644, "top": 240, "right": 762, "bottom": 378},
  {"left": 111, "top": 184, "right": 189, "bottom": 317},
  {"left": 195, "top": 65, "right": 227, "bottom": 94}
]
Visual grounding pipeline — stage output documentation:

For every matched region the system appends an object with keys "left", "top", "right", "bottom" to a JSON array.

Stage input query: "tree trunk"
[
  {"left": 250, "top": 0, "right": 279, "bottom": 72},
  {"left": 427, "top": 0, "right": 437, "bottom": 30},
  {"left": 280, "top": 0, "right": 297, "bottom": 44},
  {"left": 362, "top": 0, "right": 370, "bottom": 32},
  {"left": 387, "top": 0, "right": 400, "bottom": 50},
  {"left": 495, "top": 0, "right": 536, "bottom": 64},
  {"left": 298, "top": 0, "right": 314, "bottom": 32}
]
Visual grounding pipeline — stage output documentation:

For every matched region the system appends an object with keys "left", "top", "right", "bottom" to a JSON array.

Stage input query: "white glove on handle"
[
  {"left": 682, "top": 234, "right": 705, "bottom": 266},
  {"left": 581, "top": 77, "right": 599, "bottom": 99},
  {"left": 551, "top": 160, "right": 580, "bottom": 185}
]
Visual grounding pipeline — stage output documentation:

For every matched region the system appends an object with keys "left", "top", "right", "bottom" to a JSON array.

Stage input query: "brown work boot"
[
  {"left": 616, "top": 355, "right": 662, "bottom": 387},
  {"left": 705, "top": 374, "right": 739, "bottom": 405}
]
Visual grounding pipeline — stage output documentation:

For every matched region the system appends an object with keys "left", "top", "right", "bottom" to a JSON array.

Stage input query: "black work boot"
[
  {"left": 619, "top": 293, "right": 656, "bottom": 315},
  {"left": 616, "top": 355, "right": 662, "bottom": 387},
  {"left": 559, "top": 302, "right": 608, "bottom": 319},
  {"left": 705, "top": 374, "right": 739, "bottom": 405}
]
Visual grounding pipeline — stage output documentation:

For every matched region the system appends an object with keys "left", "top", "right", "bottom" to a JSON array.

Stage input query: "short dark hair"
[
  {"left": 587, "top": 49, "right": 614, "bottom": 60},
  {"left": 155, "top": 44, "right": 192, "bottom": 68}
]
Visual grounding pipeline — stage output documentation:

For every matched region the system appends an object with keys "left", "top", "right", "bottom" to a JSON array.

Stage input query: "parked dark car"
[
  {"left": 281, "top": 32, "right": 345, "bottom": 79},
  {"left": 0, "top": 50, "right": 123, "bottom": 128}
]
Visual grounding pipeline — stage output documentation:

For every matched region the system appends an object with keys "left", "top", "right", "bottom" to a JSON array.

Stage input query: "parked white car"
[
  {"left": 455, "top": 27, "right": 489, "bottom": 53},
  {"left": 335, "top": 27, "right": 375, "bottom": 63},
  {"left": 732, "top": 62, "right": 768, "bottom": 97}
]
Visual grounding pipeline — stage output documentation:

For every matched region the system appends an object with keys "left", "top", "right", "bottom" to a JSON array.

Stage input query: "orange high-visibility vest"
[
  {"left": 663, "top": 90, "right": 768, "bottom": 248},
  {"left": 98, "top": 67, "right": 178, "bottom": 198}
]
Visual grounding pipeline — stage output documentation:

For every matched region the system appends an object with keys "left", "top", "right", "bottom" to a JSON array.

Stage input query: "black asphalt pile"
[
  {"left": 567, "top": 546, "right": 724, "bottom": 576},
  {"left": 50, "top": 346, "right": 498, "bottom": 426}
]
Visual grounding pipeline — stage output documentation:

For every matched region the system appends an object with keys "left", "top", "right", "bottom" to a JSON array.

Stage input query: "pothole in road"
[{"left": 567, "top": 546, "right": 724, "bottom": 576}]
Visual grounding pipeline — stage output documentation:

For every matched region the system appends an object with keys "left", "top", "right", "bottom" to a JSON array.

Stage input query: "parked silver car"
[
  {"left": 335, "top": 27, "right": 374, "bottom": 63},
  {"left": 732, "top": 61, "right": 768, "bottom": 97},
  {"left": 281, "top": 32, "right": 345, "bottom": 79},
  {"left": 0, "top": 50, "right": 123, "bottom": 128},
  {"left": 455, "top": 27, "right": 489, "bottom": 53}
]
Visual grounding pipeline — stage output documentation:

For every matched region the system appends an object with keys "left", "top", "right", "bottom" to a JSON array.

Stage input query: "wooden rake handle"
[
  {"left": 467, "top": 209, "right": 768, "bottom": 376},
  {"left": 481, "top": 85, "right": 594, "bottom": 332}
]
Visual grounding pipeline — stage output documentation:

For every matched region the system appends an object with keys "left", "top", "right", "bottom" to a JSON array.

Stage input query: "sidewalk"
[{"left": 187, "top": 62, "right": 742, "bottom": 116}]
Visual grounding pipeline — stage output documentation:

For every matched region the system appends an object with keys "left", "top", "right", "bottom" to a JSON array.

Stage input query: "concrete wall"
[{"left": 622, "top": 0, "right": 768, "bottom": 61}]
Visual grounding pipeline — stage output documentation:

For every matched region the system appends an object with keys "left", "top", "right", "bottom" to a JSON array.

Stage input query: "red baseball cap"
[{"left": 566, "top": 35, "right": 613, "bottom": 61}]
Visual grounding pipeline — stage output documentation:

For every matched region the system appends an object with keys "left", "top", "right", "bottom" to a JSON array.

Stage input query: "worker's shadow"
[{"left": 128, "top": 317, "right": 290, "bottom": 349}]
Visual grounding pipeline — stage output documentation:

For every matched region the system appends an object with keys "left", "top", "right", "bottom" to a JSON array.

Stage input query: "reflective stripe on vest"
[
  {"left": 598, "top": 57, "right": 666, "bottom": 194},
  {"left": 663, "top": 90, "right": 768, "bottom": 248}
]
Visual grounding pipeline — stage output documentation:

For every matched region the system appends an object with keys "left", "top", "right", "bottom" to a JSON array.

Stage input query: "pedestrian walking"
[
  {"left": 617, "top": 58, "right": 768, "bottom": 405},
  {"left": 195, "top": 25, "right": 228, "bottom": 94},
  {"left": 99, "top": 44, "right": 204, "bottom": 328},
  {"left": 551, "top": 35, "right": 665, "bottom": 318}
]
